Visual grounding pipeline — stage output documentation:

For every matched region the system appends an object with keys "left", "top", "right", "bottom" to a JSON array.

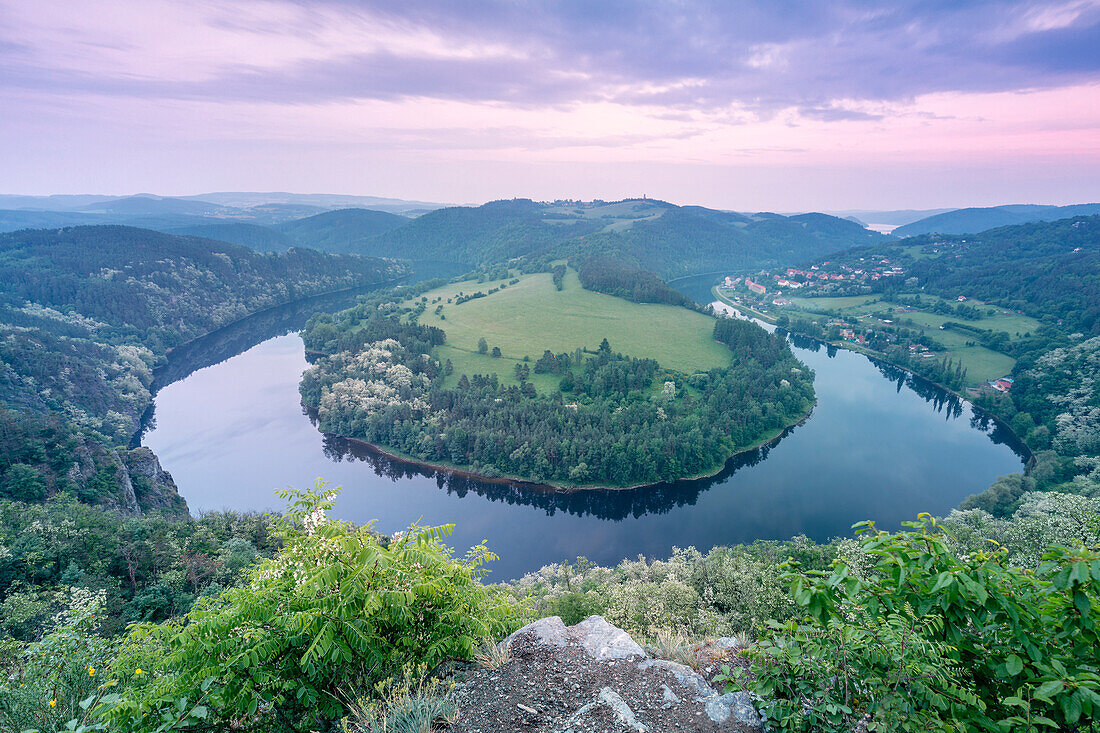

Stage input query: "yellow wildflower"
[
  {"left": 49, "top": 699, "right": 56, "bottom": 707},
  {"left": 134, "top": 668, "right": 143, "bottom": 675},
  {"left": 88, "top": 666, "right": 96, "bottom": 676}
]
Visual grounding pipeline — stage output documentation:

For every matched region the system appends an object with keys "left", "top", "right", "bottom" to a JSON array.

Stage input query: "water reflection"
[
  {"left": 317, "top": 424, "right": 796, "bottom": 521},
  {"left": 135, "top": 261, "right": 468, "bottom": 446}
]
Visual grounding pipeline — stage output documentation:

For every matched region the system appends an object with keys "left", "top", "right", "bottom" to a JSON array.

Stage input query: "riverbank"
[
  {"left": 710, "top": 287, "right": 1035, "bottom": 464},
  {"left": 319, "top": 401, "right": 815, "bottom": 494},
  {"left": 161, "top": 275, "right": 407, "bottom": 361}
]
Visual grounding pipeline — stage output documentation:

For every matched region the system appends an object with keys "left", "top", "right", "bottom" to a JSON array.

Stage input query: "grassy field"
[
  {"left": 788, "top": 295, "right": 879, "bottom": 310},
  {"left": 402, "top": 269, "right": 730, "bottom": 389},
  {"left": 789, "top": 294, "right": 1040, "bottom": 337},
  {"left": 782, "top": 292, "right": 1031, "bottom": 384}
]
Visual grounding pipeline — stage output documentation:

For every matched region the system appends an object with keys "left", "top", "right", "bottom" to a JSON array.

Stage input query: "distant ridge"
[
  {"left": 354, "top": 197, "right": 884, "bottom": 278},
  {"left": 895, "top": 204, "right": 1100, "bottom": 237},
  {"left": 165, "top": 222, "right": 297, "bottom": 252}
]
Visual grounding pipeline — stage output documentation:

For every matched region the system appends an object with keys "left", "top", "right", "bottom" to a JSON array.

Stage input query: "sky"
[{"left": 1, "top": 0, "right": 1099, "bottom": 210}]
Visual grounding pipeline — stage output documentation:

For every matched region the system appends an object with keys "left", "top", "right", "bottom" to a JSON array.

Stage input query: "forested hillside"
[
  {"left": 164, "top": 222, "right": 296, "bottom": 252},
  {"left": 904, "top": 217, "right": 1100, "bottom": 336},
  {"left": 275, "top": 207, "right": 409, "bottom": 253},
  {"left": 0, "top": 225, "right": 404, "bottom": 511},
  {"left": 351, "top": 198, "right": 882, "bottom": 278},
  {"left": 574, "top": 206, "right": 882, "bottom": 279},
  {"left": 364, "top": 199, "right": 599, "bottom": 264}
]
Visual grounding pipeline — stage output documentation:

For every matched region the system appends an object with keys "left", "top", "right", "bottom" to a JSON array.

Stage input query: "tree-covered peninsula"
[{"left": 300, "top": 269, "right": 814, "bottom": 487}]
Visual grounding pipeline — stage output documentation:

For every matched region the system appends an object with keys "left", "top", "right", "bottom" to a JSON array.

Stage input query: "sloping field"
[{"left": 404, "top": 269, "right": 730, "bottom": 384}]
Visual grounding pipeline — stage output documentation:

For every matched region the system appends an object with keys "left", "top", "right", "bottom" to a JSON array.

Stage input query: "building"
[{"left": 745, "top": 278, "right": 766, "bottom": 295}]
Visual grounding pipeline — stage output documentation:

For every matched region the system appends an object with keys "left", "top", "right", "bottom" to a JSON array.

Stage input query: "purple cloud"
[{"left": 2, "top": 0, "right": 1098, "bottom": 113}]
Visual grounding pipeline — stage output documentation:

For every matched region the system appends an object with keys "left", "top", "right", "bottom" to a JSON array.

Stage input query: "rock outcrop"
[
  {"left": 447, "top": 616, "right": 765, "bottom": 733},
  {"left": 121, "top": 447, "right": 188, "bottom": 516},
  {"left": 91, "top": 446, "right": 187, "bottom": 517}
]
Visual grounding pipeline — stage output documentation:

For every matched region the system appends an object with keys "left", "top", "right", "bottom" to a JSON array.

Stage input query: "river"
[{"left": 143, "top": 271, "right": 1027, "bottom": 580}]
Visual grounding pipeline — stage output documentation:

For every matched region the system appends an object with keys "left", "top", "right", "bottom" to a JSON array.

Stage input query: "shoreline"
[
  {"left": 710, "top": 288, "right": 1034, "bottom": 464},
  {"left": 320, "top": 401, "right": 816, "bottom": 494},
  {"left": 160, "top": 274, "right": 408, "bottom": 361},
  {"left": 132, "top": 275, "right": 407, "bottom": 448}
]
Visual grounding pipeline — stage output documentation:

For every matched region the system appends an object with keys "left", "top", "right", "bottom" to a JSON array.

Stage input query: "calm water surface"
[{"left": 144, "top": 273, "right": 1026, "bottom": 579}]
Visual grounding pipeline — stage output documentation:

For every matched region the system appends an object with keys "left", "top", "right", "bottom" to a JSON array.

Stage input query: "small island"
[{"left": 299, "top": 267, "right": 815, "bottom": 489}]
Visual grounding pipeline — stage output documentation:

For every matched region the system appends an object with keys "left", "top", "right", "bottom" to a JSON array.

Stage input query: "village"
[{"left": 713, "top": 256, "right": 1019, "bottom": 396}]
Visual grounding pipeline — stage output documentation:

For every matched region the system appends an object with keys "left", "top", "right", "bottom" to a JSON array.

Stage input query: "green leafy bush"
[
  {"left": 99, "top": 483, "right": 526, "bottom": 731},
  {"left": 749, "top": 515, "right": 1100, "bottom": 732},
  {"left": 0, "top": 589, "right": 115, "bottom": 733}
]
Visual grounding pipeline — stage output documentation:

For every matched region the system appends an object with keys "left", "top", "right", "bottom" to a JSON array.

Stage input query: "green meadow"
[
  {"left": 785, "top": 293, "right": 1034, "bottom": 384},
  {"left": 402, "top": 268, "right": 730, "bottom": 389}
]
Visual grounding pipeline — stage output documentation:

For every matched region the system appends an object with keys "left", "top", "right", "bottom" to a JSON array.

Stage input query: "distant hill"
[
  {"left": 0, "top": 192, "right": 447, "bottom": 234},
  {"left": 0, "top": 194, "right": 118, "bottom": 211},
  {"left": 820, "top": 208, "right": 956, "bottom": 227},
  {"left": 894, "top": 204, "right": 1100, "bottom": 237},
  {"left": 355, "top": 198, "right": 882, "bottom": 278},
  {"left": 0, "top": 209, "right": 105, "bottom": 231},
  {"left": 181, "top": 191, "right": 449, "bottom": 214},
  {"left": 165, "top": 222, "right": 297, "bottom": 252},
  {"left": 78, "top": 195, "right": 230, "bottom": 216},
  {"left": 0, "top": 193, "right": 887, "bottom": 279},
  {"left": 276, "top": 208, "right": 409, "bottom": 253},
  {"left": 361, "top": 199, "right": 597, "bottom": 264},
  {"left": 570, "top": 205, "right": 883, "bottom": 279}
]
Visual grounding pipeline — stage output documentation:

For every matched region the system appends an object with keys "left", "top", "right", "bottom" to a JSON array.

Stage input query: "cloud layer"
[{"left": 1, "top": 0, "right": 1098, "bottom": 208}]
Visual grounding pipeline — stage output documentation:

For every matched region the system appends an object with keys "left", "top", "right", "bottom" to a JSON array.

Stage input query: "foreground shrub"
[
  {"left": 750, "top": 515, "right": 1100, "bottom": 732},
  {"left": 0, "top": 589, "right": 115, "bottom": 733},
  {"left": 508, "top": 539, "right": 838, "bottom": 638},
  {"left": 99, "top": 483, "right": 526, "bottom": 731},
  {"left": 340, "top": 666, "right": 457, "bottom": 733}
]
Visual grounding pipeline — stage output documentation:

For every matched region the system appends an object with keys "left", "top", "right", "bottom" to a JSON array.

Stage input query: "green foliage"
[
  {"left": 275, "top": 208, "right": 408, "bottom": 254},
  {"left": 575, "top": 254, "right": 695, "bottom": 307},
  {"left": 750, "top": 515, "right": 1100, "bottom": 732},
  {"left": 0, "top": 589, "right": 115, "bottom": 733},
  {"left": 0, "top": 495, "right": 279, "bottom": 641},
  {"left": 507, "top": 539, "right": 839, "bottom": 639},
  {"left": 2, "top": 463, "right": 46, "bottom": 501},
  {"left": 100, "top": 482, "right": 525, "bottom": 731}
]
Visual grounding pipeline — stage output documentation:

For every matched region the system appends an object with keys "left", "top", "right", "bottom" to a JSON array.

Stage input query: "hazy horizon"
[
  {"left": 2, "top": 191, "right": 1098, "bottom": 218},
  {"left": 3, "top": 1, "right": 1098, "bottom": 210}
]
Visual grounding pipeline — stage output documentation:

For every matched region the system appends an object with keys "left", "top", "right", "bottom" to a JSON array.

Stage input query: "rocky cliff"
[{"left": 65, "top": 441, "right": 187, "bottom": 517}]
